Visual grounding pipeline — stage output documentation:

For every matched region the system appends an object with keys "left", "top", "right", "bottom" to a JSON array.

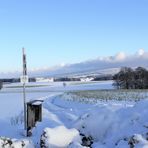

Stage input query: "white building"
[
  {"left": 36, "top": 77, "right": 54, "bottom": 82},
  {"left": 80, "top": 77, "right": 94, "bottom": 82}
]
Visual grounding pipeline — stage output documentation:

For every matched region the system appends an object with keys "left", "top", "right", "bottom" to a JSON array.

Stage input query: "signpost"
[
  {"left": 22, "top": 48, "right": 27, "bottom": 136},
  {"left": 21, "top": 48, "right": 43, "bottom": 136},
  {"left": 20, "top": 75, "right": 29, "bottom": 84}
]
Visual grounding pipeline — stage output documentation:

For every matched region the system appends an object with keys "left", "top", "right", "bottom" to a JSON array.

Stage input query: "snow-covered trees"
[
  {"left": 134, "top": 67, "right": 148, "bottom": 89},
  {"left": 0, "top": 81, "right": 3, "bottom": 90},
  {"left": 113, "top": 67, "right": 148, "bottom": 89}
]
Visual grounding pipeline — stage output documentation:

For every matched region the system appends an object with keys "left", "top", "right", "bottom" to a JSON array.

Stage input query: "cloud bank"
[{"left": 0, "top": 49, "right": 148, "bottom": 78}]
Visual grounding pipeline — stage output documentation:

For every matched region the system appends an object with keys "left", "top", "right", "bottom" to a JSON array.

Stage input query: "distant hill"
[
  {"left": 29, "top": 49, "right": 148, "bottom": 78},
  {"left": 0, "top": 49, "right": 148, "bottom": 78}
]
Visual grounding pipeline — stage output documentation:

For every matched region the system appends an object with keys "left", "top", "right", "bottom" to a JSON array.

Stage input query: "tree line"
[{"left": 113, "top": 67, "right": 148, "bottom": 89}]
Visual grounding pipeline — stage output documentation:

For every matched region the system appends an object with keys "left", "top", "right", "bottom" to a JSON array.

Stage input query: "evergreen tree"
[{"left": 113, "top": 67, "right": 148, "bottom": 89}]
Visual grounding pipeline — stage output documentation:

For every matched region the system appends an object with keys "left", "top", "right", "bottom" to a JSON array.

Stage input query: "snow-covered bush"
[
  {"left": 116, "top": 134, "right": 148, "bottom": 148},
  {"left": 40, "top": 126, "right": 81, "bottom": 148},
  {"left": 128, "top": 134, "right": 148, "bottom": 148},
  {"left": 0, "top": 137, "right": 34, "bottom": 148},
  {"left": 72, "top": 99, "right": 148, "bottom": 147},
  {"left": 10, "top": 111, "right": 23, "bottom": 126},
  {"left": 0, "top": 137, "right": 12, "bottom": 147},
  {"left": 80, "top": 133, "right": 93, "bottom": 147},
  {"left": 68, "top": 142, "right": 89, "bottom": 148},
  {"left": 74, "top": 107, "right": 116, "bottom": 142}
]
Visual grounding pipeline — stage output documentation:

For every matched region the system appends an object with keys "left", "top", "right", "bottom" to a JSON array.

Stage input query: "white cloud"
[
  {"left": 60, "top": 63, "right": 66, "bottom": 67},
  {"left": 137, "top": 49, "right": 145, "bottom": 56},
  {"left": 115, "top": 52, "right": 126, "bottom": 61},
  {"left": 0, "top": 49, "right": 147, "bottom": 78}
]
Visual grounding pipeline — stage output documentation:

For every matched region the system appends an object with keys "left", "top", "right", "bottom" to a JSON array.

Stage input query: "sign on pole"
[
  {"left": 20, "top": 75, "right": 29, "bottom": 84},
  {"left": 23, "top": 48, "right": 27, "bottom": 76}
]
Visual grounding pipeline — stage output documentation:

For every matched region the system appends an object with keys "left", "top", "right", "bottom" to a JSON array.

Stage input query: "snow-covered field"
[{"left": 0, "top": 81, "right": 148, "bottom": 148}]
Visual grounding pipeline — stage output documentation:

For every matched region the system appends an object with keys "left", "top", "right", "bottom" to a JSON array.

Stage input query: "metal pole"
[
  {"left": 22, "top": 48, "right": 27, "bottom": 135},
  {"left": 23, "top": 82, "right": 27, "bottom": 130}
]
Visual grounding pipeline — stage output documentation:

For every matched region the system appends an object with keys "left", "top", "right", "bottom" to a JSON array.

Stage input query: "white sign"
[{"left": 20, "top": 75, "right": 29, "bottom": 83}]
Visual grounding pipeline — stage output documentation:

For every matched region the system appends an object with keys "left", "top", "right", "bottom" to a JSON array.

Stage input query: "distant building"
[
  {"left": 36, "top": 77, "right": 54, "bottom": 82},
  {"left": 80, "top": 77, "right": 94, "bottom": 82}
]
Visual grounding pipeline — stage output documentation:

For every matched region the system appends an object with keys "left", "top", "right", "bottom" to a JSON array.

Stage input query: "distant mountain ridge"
[
  {"left": 30, "top": 49, "right": 148, "bottom": 78},
  {"left": 0, "top": 49, "right": 148, "bottom": 78}
]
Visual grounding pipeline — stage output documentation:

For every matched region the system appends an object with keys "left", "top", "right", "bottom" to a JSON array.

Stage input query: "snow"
[
  {"left": 41, "top": 126, "right": 81, "bottom": 147},
  {"left": 36, "top": 94, "right": 148, "bottom": 148},
  {"left": 2, "top": 80, "right": 113, "bottom": 92},
  {"left": 31, "top": 100, "right": 43, "bottom": 105},
  {"left": 0, "top": 81, "right": 148, "bottom": 147},
  {"left": 0, "top": 137, "right": 34, "bottom": 148}
]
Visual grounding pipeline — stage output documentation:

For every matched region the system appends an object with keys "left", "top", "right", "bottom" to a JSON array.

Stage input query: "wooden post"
[{"left": 27, "top": 100, "right": 43, "bottom": 136}]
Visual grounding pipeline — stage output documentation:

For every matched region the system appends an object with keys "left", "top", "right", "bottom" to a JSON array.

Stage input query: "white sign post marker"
[{"left": 20, "top": 75, "right": 29, "bottom": 84}]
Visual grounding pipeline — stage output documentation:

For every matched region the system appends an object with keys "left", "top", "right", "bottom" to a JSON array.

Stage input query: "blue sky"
[{"left": 0, "top": 0, "right": 148, "bottom": 72}]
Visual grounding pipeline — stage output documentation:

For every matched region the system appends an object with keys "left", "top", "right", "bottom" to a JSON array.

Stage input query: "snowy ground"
[
  {"left": 0, "top": 81, "right": 113, "bottom": 120},
  {"left": 0, "top": 81, "right": 148, "bottom": 147}
]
